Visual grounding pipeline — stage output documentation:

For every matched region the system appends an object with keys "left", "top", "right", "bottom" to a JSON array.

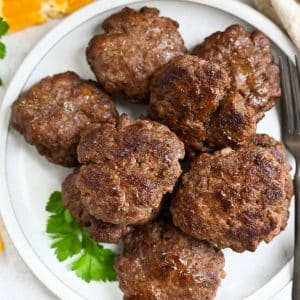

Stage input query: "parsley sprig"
[
  {"left": 0, "top": 18, "right": 9, "bottom": 85},
  {"left": 46, "top": 191, "right": 116, "bottom": 282}
]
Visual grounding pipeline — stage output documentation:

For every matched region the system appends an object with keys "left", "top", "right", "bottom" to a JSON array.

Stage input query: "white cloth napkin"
[{"left": 254, "top": 0, "right": 300, "bottom": 51}]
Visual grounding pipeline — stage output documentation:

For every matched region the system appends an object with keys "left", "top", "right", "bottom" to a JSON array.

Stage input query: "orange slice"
[
  {"left": 0, "top": 0, "right": 94, "bottom": 32},
  {"left": 65, "top": 0, "right": 94, "bottom": 13},
  {"left": 0, "top": 231, "right": 3, "bottom": 252},
  {"left": 1, "top": 0, "right": 46, "bottom": 32}
]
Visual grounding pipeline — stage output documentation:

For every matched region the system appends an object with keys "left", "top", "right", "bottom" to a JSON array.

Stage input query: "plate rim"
[{"left": 0, "top": 0, "right": 297, "bottom": 299}]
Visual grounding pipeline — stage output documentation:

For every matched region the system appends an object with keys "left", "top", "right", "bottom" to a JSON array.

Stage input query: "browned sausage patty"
[
  {"left": 76, "top": 114, "right": 185, "bottom": 225},
  {"left": 149, "top": 54, "right": 257, "bottom": 156},
  {"left": 62, "top": 170, "right": 130, "bottom": 243},
  {"left": 11, "top": 71, "right": 118, "bottom": 167},
  {"left": 192, "top": 24, "right": 281, "bottom": 119},
  {"left": 206, "top": 92, "right": 256, "bottom": 149},
  {"left": 250, "top": 134, "right": 290, "bottom": 164},
  {"left": 86, "top": 7, "right": 186, "bottom": 102},
  {"left": 149, "top": 25, "right": 280, "bottom": 156},
  {"left": 115, "top": 221, "right": 225, "bottom": 300},
  {"left": 171, "top": 135, "right": 293, "bottom": 252},
  {"left": 249, "top": 134, "right": 294, "bottom": 198}
]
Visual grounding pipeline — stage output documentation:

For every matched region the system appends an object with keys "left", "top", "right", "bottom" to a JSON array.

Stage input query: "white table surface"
[{"left": 0, "top": 0, "right": 292, "bottom": 299}]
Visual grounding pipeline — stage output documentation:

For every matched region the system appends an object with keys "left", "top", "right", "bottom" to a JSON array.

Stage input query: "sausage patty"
[
  {"left": 76, "top": 114, "right": 185, "bottom": 225},
  {"left": 149, "top": 54, "right": 257, "bottom": 156},
  {"left": 149, "top": 25, "right": 280, "bottom": 156},
  {"left": 192, "top": 24, "right": 281, "bottom": 119},
  {"left": 171, "top": 135, "right": 293, "bottom": 252},
  {"left": 62, "top": 170, "right": 130, "bottom": 243},
  {"left": 115, "top": 220, "right": 225, "bottom": 300},
  {"left": 11, "top": 71, "right": 118, "bottom": 167},
  {"left": 86, "top": 7, "right": 186, "bottom": 102}
]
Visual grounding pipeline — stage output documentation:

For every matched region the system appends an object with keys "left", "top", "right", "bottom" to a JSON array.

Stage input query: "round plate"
[{"left": 0, "top": 0, "right": 297, "bottom": 299}]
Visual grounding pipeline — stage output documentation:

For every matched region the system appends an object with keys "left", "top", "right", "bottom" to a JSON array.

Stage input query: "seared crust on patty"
[
  {"left": 149, "top": 54, "right": 231, "bottom": 156},
  {"left": 171, "top": 135, "right": 292, "bottom": 252},
  {"left": 11, "top": 71, "right": 118, "bottom": 167},
  {"left": 250, "top": 134, "right": 291, "bottom": 166},
  {"left": 192, "top": 24, "right": 281, "bottom": 119},
  {"left": 115, "top": 221, "right": 225, "bottom": 300},
  {"left": 149, "top": 25, "right": 280, "bottom": 156},
  {"left": 86, "top": 7, "right": 186, "bottom": 102},
  {"left": 76, "top": 114, "right": 185, "bottom": 225},
  {"left": 206, "top": 92, "right": 256, "bottom": 149},
  {"left": 250, "top": 134, "right": 294, "bottom": 200},
  {"left": 62, "top": 170, "right": 130, "bottom": 243}
]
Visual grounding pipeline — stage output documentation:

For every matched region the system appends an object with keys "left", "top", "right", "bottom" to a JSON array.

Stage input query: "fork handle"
[{"left": 293, "top": 164, "right": 300, "bottom": 300}]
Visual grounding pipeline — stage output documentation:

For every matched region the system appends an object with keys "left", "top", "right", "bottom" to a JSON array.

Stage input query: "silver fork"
[{"left": 279, "top": 55, "right": 300, "bottom": 300}]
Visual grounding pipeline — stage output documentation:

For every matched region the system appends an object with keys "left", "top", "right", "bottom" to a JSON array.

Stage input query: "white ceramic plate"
[{"left": 0, "top": 1, "right": 298, "bottom": 299}]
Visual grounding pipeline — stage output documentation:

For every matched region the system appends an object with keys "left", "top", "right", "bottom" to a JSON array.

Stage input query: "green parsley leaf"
[
  {"left": 51, "top": 235, "right": 82, "bottom": 262},
  {"left": 46, "top": 191, "right": 65, "bottom": 214},
  {"left": 72, "top": 233, "right": 116, "bottom": 282},
  {"left": 72, "top": 252, "right": 104, "bottom": 282},
  {"left": 0, "top": 18, "right": 9, "bottom": 38},
  {"left": 0, "top": 42, "right": 6, "bottom": 59},
  {"left": 0, "top": 18, "right": 9, "bottom": 85},
  {"left": 46, "top": 191, "right": 116, "bottom": 282},
  {"left": 46, "top": 212, "right": 79, "bottom": 235}
]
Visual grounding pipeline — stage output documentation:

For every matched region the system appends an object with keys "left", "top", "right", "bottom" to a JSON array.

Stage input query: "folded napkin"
[{"left": 254, "top": 0, "right": 300, "bottom": 51}]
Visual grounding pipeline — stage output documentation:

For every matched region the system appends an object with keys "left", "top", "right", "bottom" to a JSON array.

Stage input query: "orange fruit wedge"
[
  {"left": 1, "top": 0, "right": 46, "bottom": 32},
  {"left": 0, "top": 0, "right": 94, "bottom": 32}
]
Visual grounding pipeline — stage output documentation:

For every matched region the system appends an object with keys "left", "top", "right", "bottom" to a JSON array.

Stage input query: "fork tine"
[
  {"left": 279, "top": 56, "right": 294, "bottom": 135},
  {"left": 288, "top": 56, "right": 300, "bottom": 135},
  {"left": 297, "top": 55, "right": 300, "bottom": 77},
  {"left": 295, "top": 55, "right": 300, "bottom": 135}
]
